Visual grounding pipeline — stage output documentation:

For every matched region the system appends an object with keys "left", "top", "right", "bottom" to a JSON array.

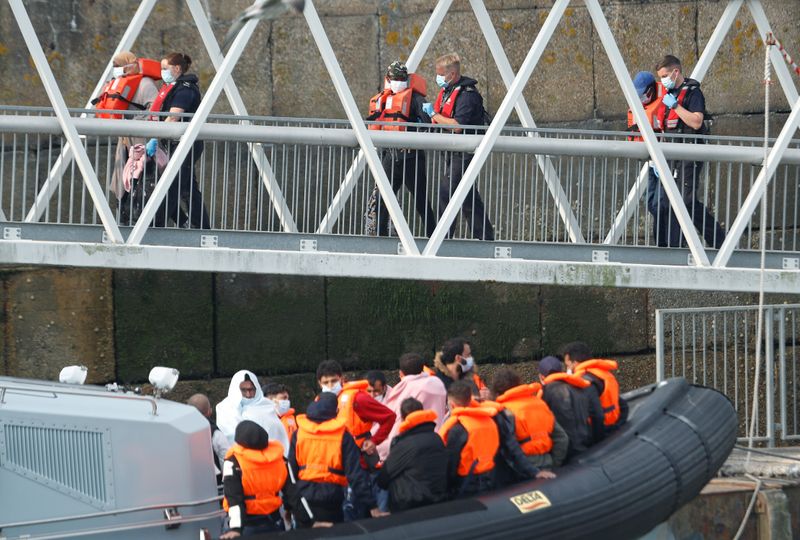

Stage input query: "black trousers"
[
  {"left": 438, "top": 152, "right": 494, "bottom": 240},
  {"left": 154, "top": 142, "right": 210, "bottom": 229},
  {"left": 646, "top": 160, "right": 725, "bottom": 248},
  {"left": 376, "top": 150, "right": 437, "bottom": 237}
]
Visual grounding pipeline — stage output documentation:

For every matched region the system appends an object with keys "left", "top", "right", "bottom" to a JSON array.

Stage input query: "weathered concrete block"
[
  {"left": 326, "top": 278, "right": 436, "bottom": 371},
  {"left": 272, "top": 13, "right": 379, "bottom": 118},
  {"left": 431, "top": 281, "right": 540, "bottom": 362},
  {"left": 114, "top": 270, "right": 213, "bottom": 382},
  {"left": 594, "top": 1, "right": 698, "bottom": 121},
  {"left": 215, "top": 273, "right": 326, "bottom": 376},
  {"left": 541, "top": 285, "right": 648, "bottom": 356},
  {"left": 5, "top": 269, "right": 115, "bottom": 384}
]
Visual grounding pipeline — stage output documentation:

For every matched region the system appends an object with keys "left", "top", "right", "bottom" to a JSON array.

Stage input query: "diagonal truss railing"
[
  {"left": 23, "top": 0, "right": 158, "bottom": 225},
  {"left": 8, "top": 0, "right": 123, "bottom": 243},
  {"left": 5, "top": 0, "right": 797, "bottom": 272},
  {"left": 317, "top": 0, "right": 585, "bottom": 243},
  {"left": 23, "top": 0, "right": 298, "bottom": 233},
  {"left": 604, "top": 0, "right": 799, "bottom": 247}
]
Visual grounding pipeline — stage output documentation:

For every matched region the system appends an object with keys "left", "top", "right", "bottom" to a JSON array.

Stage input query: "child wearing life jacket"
[
  {"left": 221, "top": 420, "right": 287, "bottom": 537},
  {"left": 285, "top": 393, "right": 382, "bottom": 527},
  {"left": 262, "top": 382, "right": 297, "bottom": 440}
]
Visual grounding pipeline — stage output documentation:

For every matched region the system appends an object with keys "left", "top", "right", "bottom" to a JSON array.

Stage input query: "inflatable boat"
[
  {"left": 271, "top": 377, "right": 737, "bottom": 540},
  {"left": 0, "top": 376, "right": 736, "bottom": 540}
]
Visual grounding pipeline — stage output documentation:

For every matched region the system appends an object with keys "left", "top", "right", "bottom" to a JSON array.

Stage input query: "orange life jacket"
[
  {"left": 472, "top": 373, "right": 487, "bottom": 392},
  {"left": 433, "top": 84, "right": 464, "bottom": 119},
  {"left": 222, "top": 441, "right": 287, "bottom": 516},
  {"left": 423, "top": 365, "right": 436, "bottom": 376},
  {"left": 398, "top": 409, "right": 438, "bottom": 434},
  {"left": 280, "top": 409, "right": 298, "bottom": 439},
  {"left": 295, "top": 415, "right": 348, "bottom": 486},
  {"left": 496, "top": 384, "right": 555, "bottom": 456},
  {"left": 338, "top": 381, "right": 374, "bottom": 443},
  {"left": 367, "top": 73, "right": 427, "bottom": 131},
  {"left": 93, "top": 58, "right": 161, "bottom": 119},
  {"left": 627, "top": 81, "right": 666, "bottom": 141},
  {"left": 149, "top": 81, "right": 175, "bottom": 120},
  {"left": 575, "top": 359, "right": 621, "bottom": 427},
  {"left": 439, "top": 406, "right": 499, "bottom": 476},
  {"left": 542, "top": 371, "right": 591, "bottom": 389},
  {"left": 654, "top": 84, "right": 695, "bottom": 132}
]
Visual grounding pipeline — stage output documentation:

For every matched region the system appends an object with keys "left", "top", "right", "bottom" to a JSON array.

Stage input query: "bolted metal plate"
[
  {"left": 592, "top": 250, "right": 609, "bottom": 263},
  {"left": 200, "top": 235, "right": 218, "bottom": 248},
  {"left": 300, "top": 239, "right": 317, "bottom": 252},
  {"left": 3, "top": 227, "right": 21, "bottom": 240},
  {"left": 783, "top": 257, "right": 799, "bottom": 270},
  {"left": 494, "top": 246, "right": 512, "bottom": 259}
]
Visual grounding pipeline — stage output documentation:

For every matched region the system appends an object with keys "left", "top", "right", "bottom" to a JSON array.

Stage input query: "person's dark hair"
[
  {"left": 656, "top": 55, "right": 681, "bottom": 72},
  {"left": 234, "top": 420, "right": 269, "bottom": 450},
  {"left": 164, "top": 52, "right": 192, "bottom": 74},
  {"left": 398, "top": 352, "right": 424, "bottom": 375},
  {"left": 400, "top": 397, "right": 424, "bottom": 420},
  {"left": 441, "top": 337, "right": 468, "bottom": 365},
  {"left": 448, "top": 380, "right": 473, "bottom": 407},
  {"left": 365, "top": 370, "right": 386, "bottom": 386},
  {"left": 560, "top": 341, "right": 593, "bottom": 363},
  {"left": 490, "top": 367, "right": 522, "bottom": 398},
  {"left": 316, "top": 359, "right": 343, "bottom": 381},
  {"left": 262, "top": 382, "right": 288, "bottom": 398}
]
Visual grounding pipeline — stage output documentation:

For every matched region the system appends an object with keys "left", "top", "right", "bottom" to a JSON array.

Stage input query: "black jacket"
[
  {"left": 159, "top": 73, "right": 201, "bottom": 116},
  {"left": 284, "top": 427, "right": 375, "bottom": 520},
  {"left": 492, "top": 410, "right": 540, "bottom": 487},
  {"left": 542, "top": 380, "right": 605, "bottom": 460},
  {"left": 376, "top": 421, "right": 448, "bottom": 512}
]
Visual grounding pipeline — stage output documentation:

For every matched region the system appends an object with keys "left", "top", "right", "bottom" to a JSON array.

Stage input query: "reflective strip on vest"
[{"left": 222, "top": 442, "right": 286, "bottom": 516}]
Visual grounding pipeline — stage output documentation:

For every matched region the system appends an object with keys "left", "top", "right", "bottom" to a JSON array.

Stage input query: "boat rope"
[
  {"left": 732, "top": 474, "right": 762, "bottom": 540},
  {"left": 764, "top": 32, "right": 800, "bottom": 78},
  {"left": 745, "top": 32, "right": 773, "bottom": 459}
]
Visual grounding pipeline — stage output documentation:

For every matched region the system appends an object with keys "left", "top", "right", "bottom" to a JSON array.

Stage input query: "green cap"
[{"left": 386, "top": 60, "right": 408, "bottom": 81}]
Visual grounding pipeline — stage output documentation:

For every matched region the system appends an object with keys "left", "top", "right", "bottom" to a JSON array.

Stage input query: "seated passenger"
[
  {"left": 490, "top": 368, "right": 569, "bottom": 468},
  {"left": 377, "top": 353, "right": 447, "bottom": 463},
  {"left": 538, "top": 356, "right": 604, "bottom": 461},
  {"left": 221, "top": 421, "right": 287, "bottom": 538},
  {"left": 376, "top": 398, "right": 448, "bottom": 512},
  {"left": 216, "top": 370, "right": 289, "bottom": 455},
  {"left": 187, "top": 393, "right": 230, "bottom": 484},
  {"left": 285, "top": 393, "right": 381, "bottom": 527},
  {"left": 434, "top": 337, "right": 490, "bottom": 400},
  {"left": 561, "top": 341, "right": 629, "bottom": 432},
  {"left": 439, "top": 381, "right": 500, "bottom": 497},
  {"left": 262, "top": 382, "right": 297, "bottom": 440},
  {"left": 365, "top": 370, "right": 391, "bottom": 403}
]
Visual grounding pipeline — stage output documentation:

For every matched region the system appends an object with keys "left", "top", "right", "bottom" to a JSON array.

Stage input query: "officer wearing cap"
[{"left": 365, "top": 61, "right": 436, "bottom": 237}]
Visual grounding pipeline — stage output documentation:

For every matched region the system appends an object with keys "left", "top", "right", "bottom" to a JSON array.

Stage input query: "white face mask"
[
  {"left": 389, "top": 80, "right": 409, "bottom": 94},
  {"left": 112, "top": 66, "right": 125, "bottom": 78},
  {"left": 240, "top": 396, "right": 257, "bottom": 407},
  {"left": 277, "top": 399, "right": 291, "bottom": 415},
  {"left": 460, "top": 355, "right": 475, "bottom": 373},
  {"left": 661, "top": 73, "right": 676, "bottom": 91},
  {"left": 161, "top": 68, "right": 176, "bottom": 84},
  {"left": 322, "top": 381, "right": 342, "bottom": 395}
]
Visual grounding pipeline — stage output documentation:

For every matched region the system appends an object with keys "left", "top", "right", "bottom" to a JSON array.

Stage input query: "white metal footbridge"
[{"left": 1, "top": 0, "right": 799, "bottom": 293}]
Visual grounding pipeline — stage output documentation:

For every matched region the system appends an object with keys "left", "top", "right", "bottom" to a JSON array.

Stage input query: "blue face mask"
[
  {"left": 161, "top": 68, "right": 176, "bottom": 84},
  {"left": 436, "top": 74, "right": 448, "bottom": 88},
  {"left": 661, "top": 73, "right": 676, "bottom": 91},
  {"left": 240, "top": 396, "right": 257, "bottom": 407}
]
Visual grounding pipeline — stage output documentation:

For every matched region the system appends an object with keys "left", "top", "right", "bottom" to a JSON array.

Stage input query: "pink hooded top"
[{"left": 376, "top": 372, "right": 448, "bottom": 462}]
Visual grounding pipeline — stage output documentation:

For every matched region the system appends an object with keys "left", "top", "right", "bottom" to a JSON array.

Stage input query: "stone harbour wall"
[{"left": 1, "top": 266, "right": 797, "bottom": 411}]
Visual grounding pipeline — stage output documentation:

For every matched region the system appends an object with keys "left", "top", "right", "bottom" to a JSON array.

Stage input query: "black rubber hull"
[{"left": 268, "top": 378, "right": 737, "bottom": 540}]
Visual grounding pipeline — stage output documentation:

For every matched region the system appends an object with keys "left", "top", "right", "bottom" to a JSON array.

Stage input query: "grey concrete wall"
[
  {"left": 0, "top": 0, "right": 797, "bottom": 128},
  {"left": 1, "top": 266, "right": 797, "bottom": 411}
]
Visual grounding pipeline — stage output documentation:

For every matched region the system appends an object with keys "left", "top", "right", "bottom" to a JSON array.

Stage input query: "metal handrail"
[
  {"left": 2, "top": 115, "right": 799, "bottom": 165},
  {"left": 0, "top": 381, "right": 158, "bottom": 416},
  {"left": 655, "top": 303, "right": 800, "bottom": 315},
  {"left": 0, "top": 495, "right": 222, "bottom": 529}
]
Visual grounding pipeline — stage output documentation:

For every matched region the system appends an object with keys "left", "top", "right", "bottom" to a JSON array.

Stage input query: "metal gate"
[{"left": 655, "top": 304, "right": 800, "bottom": 447}]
